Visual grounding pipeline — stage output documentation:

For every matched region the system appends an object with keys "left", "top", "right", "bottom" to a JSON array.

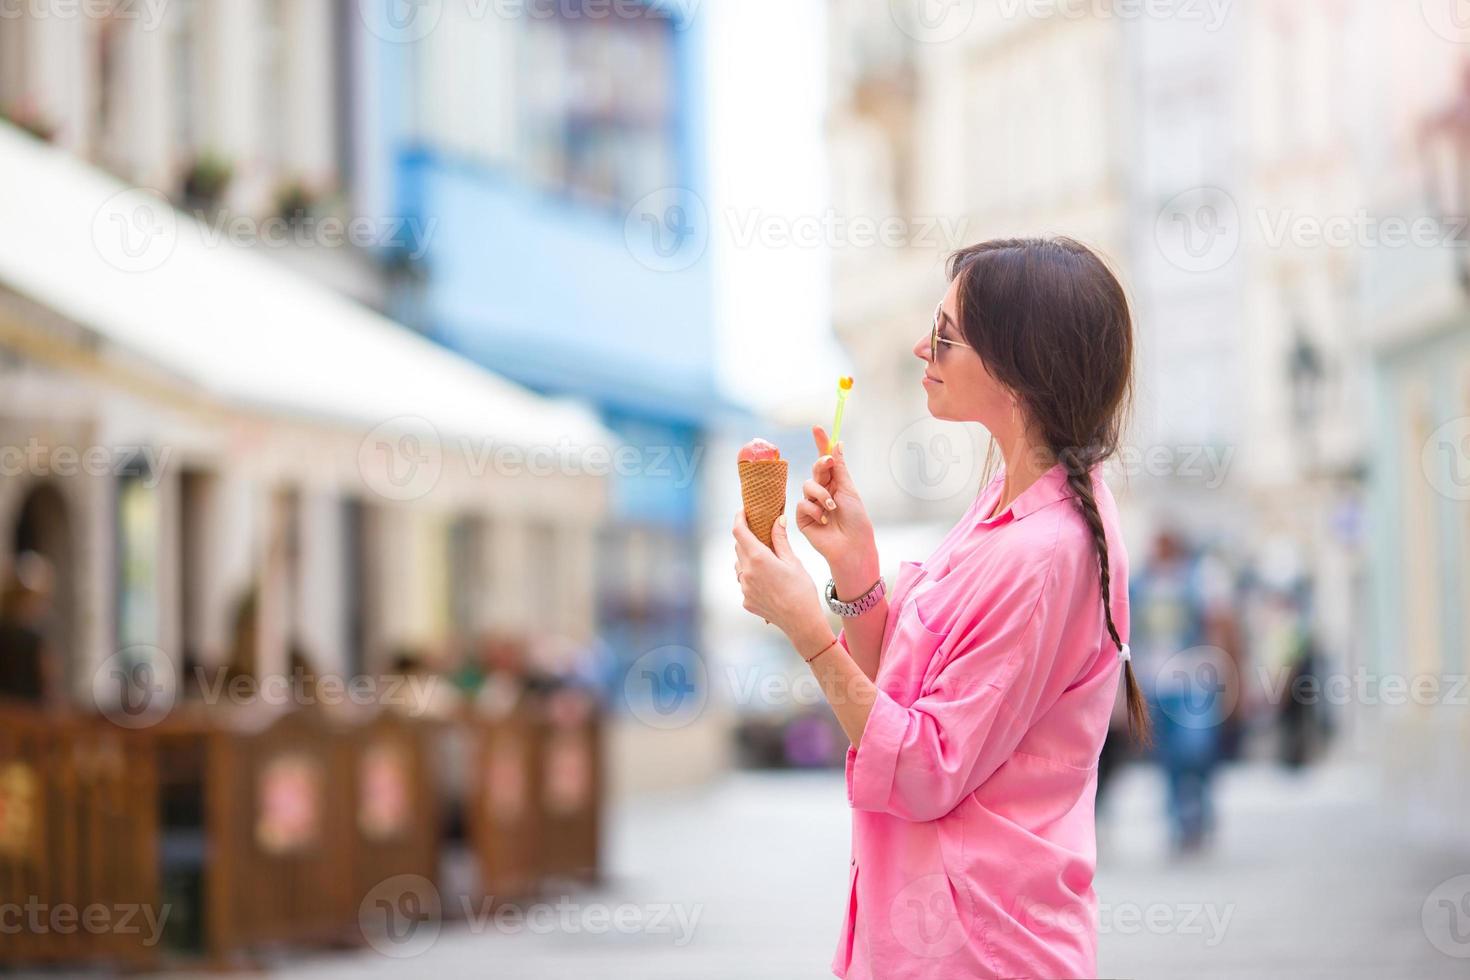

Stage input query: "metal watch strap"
[{"left": 825, "top": 575, "right": 885, "bottom": 618}]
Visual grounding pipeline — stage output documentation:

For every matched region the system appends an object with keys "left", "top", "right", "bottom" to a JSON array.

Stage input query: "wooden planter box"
[{"left": 0, "top": 708, "right": 161, "bottom": 969}]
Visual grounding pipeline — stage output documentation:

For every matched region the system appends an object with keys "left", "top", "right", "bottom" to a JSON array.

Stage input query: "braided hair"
[{"left": 949, "top": 238, "right": 1152, "bottom": 745}]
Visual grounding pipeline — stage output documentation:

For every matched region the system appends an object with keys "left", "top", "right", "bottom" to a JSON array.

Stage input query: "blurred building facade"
[
  {"left": 354, "top": 0, "right": 723, "bottom": 711},
  {"left": 826, "top": 2, "right": 1132, "bottom": 528},
  {"left": 1357, "top": 4, "right": 1470, "bottom": 844},
  {"left": 826, "top": 1, "right": 1470, "bottom": 839},
  {"left": 0, "top": 2, "right": 615, "bottom": 705}
]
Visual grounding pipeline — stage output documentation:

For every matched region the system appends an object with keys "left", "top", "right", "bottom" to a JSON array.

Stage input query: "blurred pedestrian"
[
  {"left": 1272, "top": 585, "right": 1330, "bottom": 768},
  {"left": 0, "top": 552, "right": 58, "bottom": 706},
  {"left": 1131, "top": 529, "right": 1229, "bottom": 854}
]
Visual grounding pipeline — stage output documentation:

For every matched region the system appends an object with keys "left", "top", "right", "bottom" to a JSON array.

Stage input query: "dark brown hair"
[{"left": 947, "top": 237, "right": 1151, "bottom": 745}]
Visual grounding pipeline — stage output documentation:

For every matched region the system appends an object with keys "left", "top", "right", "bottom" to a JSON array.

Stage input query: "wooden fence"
[
  {"left": 0, "top": 693, "right": 602, "bottom": 969},
  {"left": 0, "top": 708, "right": 161, "bottom": 967}
]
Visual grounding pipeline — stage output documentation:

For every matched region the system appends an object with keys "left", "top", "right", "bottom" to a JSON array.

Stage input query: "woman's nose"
[{"left": 913, "top": 334, "right": 931, "bottom": 362}]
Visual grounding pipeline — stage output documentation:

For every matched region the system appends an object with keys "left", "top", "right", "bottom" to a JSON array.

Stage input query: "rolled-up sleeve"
[{"left": 848, "top": 557, "right": 1075, "bottom": 822}]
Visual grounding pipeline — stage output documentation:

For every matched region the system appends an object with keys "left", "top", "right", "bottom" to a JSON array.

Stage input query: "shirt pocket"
[{"left": 879, "top": 597, "right": 948, "bottom": 697}]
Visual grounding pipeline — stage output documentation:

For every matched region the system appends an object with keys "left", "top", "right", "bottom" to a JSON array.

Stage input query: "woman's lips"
[{"left": 922, "top": 372, "right": 942, "bottom": 386}]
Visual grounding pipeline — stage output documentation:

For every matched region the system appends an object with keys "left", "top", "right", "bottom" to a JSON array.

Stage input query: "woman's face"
[{"left": 913, "top": 277, "right": 1017, "bottom": 431}]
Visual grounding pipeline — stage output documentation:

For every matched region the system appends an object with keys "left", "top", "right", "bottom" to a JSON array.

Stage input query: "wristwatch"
[{"left": 825, "top": 576, "right": 886, "bottom": 618}]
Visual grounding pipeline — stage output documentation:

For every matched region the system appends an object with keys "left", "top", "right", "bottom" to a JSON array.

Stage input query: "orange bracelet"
[{"left": 804, "top": 636, "right": 839, "bottom": 664}]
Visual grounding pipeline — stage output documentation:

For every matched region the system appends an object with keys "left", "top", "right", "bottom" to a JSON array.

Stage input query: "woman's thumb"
[{"left": 770, "top": 512, "right": 792, "bottom": 557}]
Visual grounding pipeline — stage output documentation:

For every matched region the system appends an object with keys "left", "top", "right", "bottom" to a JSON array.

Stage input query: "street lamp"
[{"left": 1287, "top": 321, "right": 1325, "bottom": 470}]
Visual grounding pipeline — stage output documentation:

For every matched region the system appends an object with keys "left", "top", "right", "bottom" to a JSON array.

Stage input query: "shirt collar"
[{"left": 974, "top": 462, "right": 1072, "bottom": 527}]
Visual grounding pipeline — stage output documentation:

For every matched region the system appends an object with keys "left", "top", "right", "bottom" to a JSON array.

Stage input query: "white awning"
[{"left": 0, "top": 124, "right": 616, "bottom": 452}]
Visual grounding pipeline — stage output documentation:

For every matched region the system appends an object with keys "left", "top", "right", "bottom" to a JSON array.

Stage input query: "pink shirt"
[{"left": 831, "top": 462, "right": 1128, "bottom": 979}]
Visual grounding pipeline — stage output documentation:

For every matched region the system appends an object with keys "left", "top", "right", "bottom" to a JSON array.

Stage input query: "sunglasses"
[{"left": 930, "top": 302, "right": 973, "bottom": 362}]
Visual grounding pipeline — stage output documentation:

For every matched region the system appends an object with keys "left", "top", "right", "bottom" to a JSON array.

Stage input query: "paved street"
[{"left": 279, "top": 755, "right": 1467, "bottom": 979}]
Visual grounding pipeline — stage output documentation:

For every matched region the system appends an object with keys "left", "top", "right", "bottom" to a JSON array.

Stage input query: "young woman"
[{"left": 732, "top": 237, "right": 1149, "bottom": 979}]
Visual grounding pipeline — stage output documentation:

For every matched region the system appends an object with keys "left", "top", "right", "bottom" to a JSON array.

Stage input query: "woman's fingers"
[
  {"left": 802, "top": 478, "right": 836, "bottom": 513},
  {"left": 811, "top": 424, "right": 832, "bottom": 457},
  {"left": 795, "top": 498, "right": 826, "bottom": 529},
  {"left": 732, "top": 509, "right": 760, "bottom": 560}
]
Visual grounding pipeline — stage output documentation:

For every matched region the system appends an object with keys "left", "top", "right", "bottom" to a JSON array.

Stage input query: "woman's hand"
[
  {"left": 798, "top": 426, "right": 878, "bottom": 586},
  {"left": 732, "top": 508, "right": 829, "bottom": 645}
]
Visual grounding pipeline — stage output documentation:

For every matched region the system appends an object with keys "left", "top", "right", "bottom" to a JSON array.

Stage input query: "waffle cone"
[{"left": 738, "top": 459, "right": 788, "bottom": 550}]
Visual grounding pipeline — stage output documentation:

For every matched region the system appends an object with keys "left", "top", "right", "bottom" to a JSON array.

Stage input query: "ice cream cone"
[{"left": 738, "top": 458, "right": 787, "bottom": 550}]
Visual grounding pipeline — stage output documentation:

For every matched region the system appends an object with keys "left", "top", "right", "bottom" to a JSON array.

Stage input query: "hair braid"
[{"left": 1060, "top": 450, "right": 1152, "bottom": 746}]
